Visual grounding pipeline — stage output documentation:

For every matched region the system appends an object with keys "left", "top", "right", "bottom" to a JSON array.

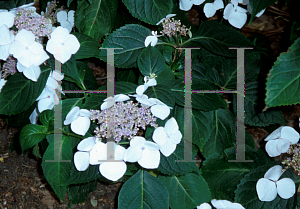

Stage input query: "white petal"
[
  {"left": 211, "top": 199, "right": 232, "bottom": 208},
  {"left": 0, "top": 44, "right": 11, "bottom": 60},
  {"left": 71, "top": 116, "right": 90, "bottom": 136},
  {"left": 50, "top": 26, "right": 70, "bottom": 42},
  {"left": 135, "top": 94, "right": 151, "bottom": 106},
  {"left": 179, "top": 0, "right": 194, "bottom": 11},
  {"left": 77, "top": 137, "right": 95, "bottom": 151},
  {"left": 54, "top": 46, "right": 72, "bottom": 64},
  {"left": 276, "top": 178, "right": 296, "bottom": 199},
  {"left": 152, "top": 127, "right": 168, "bottom": 146},
  {"left": 276, "top": 138, "right": 291, "bottom": 154},
  {"left": 89, "top": 142, "right": 107, "bottom": 165},
  {"left": 255, "top": 8, "right": 265, "bottom": 17},
  {"left": 23, "top": 65, "right": 41, "bottom": 82},
  {"left": 144, "top": 141, "right": 160, "bottom": 151},
  {"left": 264, "top": 126, "right": 283, "bottom": 141},
  {"left": 100, "top": 101, "right": 108, "bottom": 110},
  {"left": 68, "top": 10, "right": 75, "bottom": 26},
  {"left": 228, "top": 8, "right": 247, "bottom": 29},
  {"left": 32, "top": 50, "right": 49, "bottom": 66},
  {"left": 60, "top": 21, "right": 73, "bottom": 32},
  {"left": 124, "top": 146, "right": 143, "bottom": 162},
  {"left": 136, "top": 85, "right": 147, "bottom": 95},
  {"left": 79, "top": 109, "right": 91, "bottom": 118},
  {"left": 16, "top": 51, "right": 34, "bottom": 68},
  {"left": 164, "top": 117, "right": 179, "bottom": 135},
  {"left": 256, "top": 178, "right": 277, "bottom": 201},
  {"left": 265, "top": 140, "right": 282, "bottom": 157},
  {"left": 198, "top": 203, "right": 212, "bottom": 209},
  {"left": 114, "top": 94, "right": 130, "bottom": 102},
  {"left": 57, "top": 11, "right": 68, "bottom": 23},
  {"left": 281, "top": 126, "right": 299, "bottom": 144},
  {"left": 0, "top": 79, "right": 6, "bottom": 92},
  {"left": 204, "top": 3, "right": 216, "bottom": 18},
  {"left": 28, "top": 41, "right": 44, "bottom": 55},
  {"left": 264, "top": 165, "right": 282, "bottom": 181},
  {"left": 138, "top": 149, "right": 160, "bottom": 169},
  {"left": 151, "top": 105, "right": 170, "bottom": 120},
  {"left": 170, "top": 130, "right": 182, "bottom": 144},
  {"left": 145, "top": 78, "right": 157, "bottom": 86},
  {"left": 46, "top": 39, "right": 63, "bottom": 55},
  {"left": 0, "top": 11, "right": 15, "bottom": 28},
  {"left": 9, "top": 40, "right": 26, "bottom": 59},
  {"left": 29, "top": 108, "right": 39, "bottom": 124},
  {"left": 223, "top": 4, "right": 234, "bottom": 20},
  {"left": 130, "top": 136, "right": 146, "bottom": 147},
  {"left": 115, "top": 145, "right": 126, "bottom": 160},
  {"left": 15, "top": 29, "right": 35, "bottom": 46},
  {"left": 63, "top": 34, "right": 80, "bottom": 54},
  {"left": 52, "top": 70, "right": 64, "bottom": 81},
  {"left": 144, "top": 35, "right": 158, "bottom": 47},
  {"left": 64, "top": 106, "right": 80, "bottom": 125},
  {"left": 159, "top": 139, "right": 177, "bottom": 157},
  {"left": 74, "top": 151, "right": 90, "bottom": 171},
  {"left": 37, "top": 97, "right": 54, "bottom": 112},
  {"left": 193, "top": 0, "right": 205, "bottom": 5},
  {"left": 214, "top": 0, "right": 224, "bottom": 10},
  {"left": 100, "top": 161, "right": 126, "bottom": 181},
  {"left": 0, "top": 24, "right": 12, "bottom": 45}
]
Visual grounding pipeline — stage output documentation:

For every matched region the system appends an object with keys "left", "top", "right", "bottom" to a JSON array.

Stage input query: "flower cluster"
[
  {"left": 1, "top": 56, "right": 17, "bottom": 79},
  {"left": 14, "top": 8, "right": 52, "bottom": 39},
  {"left": 91, "top": 101, "right": 158, "bottom": 142},
  {"left": 160, "top": 17, "right": 189, "bottom": 38},
  {"left": 282, "top": 143, "right": 300, "bottom": 176}
]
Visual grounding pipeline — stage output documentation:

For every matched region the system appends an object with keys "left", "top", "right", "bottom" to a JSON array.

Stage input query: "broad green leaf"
[
  {"left": 0, "top": 0, "right": 33, "bottom": 9},
  {"left": 63, "top": 165, "right": 102, "bottom": 186},
  {"left": 77, "top": 61, "right": 99, "bottom": 90},
  {"left": 68, "top": 180, "right": 98, "bottom": 206},
  {"left": 202, "top": 108, "right": 236, "bottom": 158},
  {"left": 116, "top": 69, "right": 137, "bottom": 83},
  {"left": 7, "top": 102, "right": 36, "bottom": 127},
  {"left": 115, "top": 81, "right": 138, "bottom": 95},
  {"left": 265, "top": 37, "right": 300, "bottom": 107},
  {"left": 73, "top": 33, "right": 101, "bottom": 60},
  {"left": 0, "top": 66, "right": 50, "bottom": 115},
  {"left": 182, "top": 21, "right": 252, "bottom": 57},
  {"left": 122, "top": 0, "right": 173, "bottom": 25},
  {"left": 98, "top": 24, "right": 152, "bottom": 68},
  {"left": 19, "top": 124, "right": 48, "bottom": 153},
  {"left": 118, "top": 169, "right": 169, "bottom": 209},
  {"left": 202, "top": 146, "right": 270, "bottom": 199},
  {"left": 137, "top": 46, "right": 167, "bottom": 76},
  {"left": 158, "top": 140, "right": 199, "bottom": 175},
  {"left": 159, "top": 173, "right": 211, "bottom": 209},
  {"left": 75, "top": 0, "right": 118, "bottom": 40},
  {"left": 62, "top": 57, "right": 83, "bottom": 88},
  {"left": 42, "top": 135, "right": 73, "bottom": 201},
  {"left": 174, "top": 106, "right": 213, "bottom": 151},
  {"left": 249, "top": 0, "right": 276, "bottom": 23},
  {"left": 40, "top": 110, "right": 54, "bottom": 131},
  {"left": 144, "top": 85, "right": 175, "bottom": 108},
  {"left": 235, "top": 163, "right": 298, "bottom": 209},
  {"left": 239, "top": 82, "right": 286, "bottom": 127}
]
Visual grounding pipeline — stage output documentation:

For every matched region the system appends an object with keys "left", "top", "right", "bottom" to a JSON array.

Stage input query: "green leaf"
[
  {"left": 82, "top": 87, "right": 107, "bottom": 110},
  {"left": 291, "top": 22, "right": 300, "bottom": 44},
  {"left": 115, "top": 81, "right": 138, "bottom": 94},
  {"left": 73, "top": 33, "right": 101, "bottom": 60},
  {"left": 40, "top": 110, "right": 54, "bottom": 131},
  {"left": 183, "top": 21, "right": 252, "bottom": 57},
  {"left": 202, "top": 146, "right": 270, "bottom": 199},
  {"left": 118, "top": 169, "right": 169, "bottom": 209},
  {"left": 0, "top": 0, "right": 33, "bottom": 9},
  {"left": 63, "top": 165, "right": 102, "bottom": 186},
  {"left": 0, "top": 66, "right": 51, "bottom": 115},
  {"left": 7, "top": 102, "right": 36, "bottom": 127},
  {"left": 75, "top": 0, "right": 118, "bottom": 40},
  {"left": 235, "top": 163, "right": 298, "bottom": 209},
  {"left": 98, "top": 24, "right": 152, "bottom": 68},
  {"left": 265, "top": 37, "right": 300, "bottom": 107},
  {"left": 68, "top": 180, "right": 98, "bottom": 206},
  {"left": 137, "top": 46, "right": 168, "bottom": 76},
  {"left": 158, "top": 140, "right": 199, "bottom": 175},
  {"left": 32, "top": 144, "right": 41, "bottom": 158},
  {"left": 42, "top": 135, "right": 73, "bottom": 201},
  {"left": 19, "top": 124, "right": 48, "bottom": 153},
  {"left": 116, "top": 69, "right": 137, "bottom": 83},
  {"left": 202, "top": 108, "right": 236, "bottom": 158},
  {"left": 62, "top": 57, "right": 83, "bottom": 88},
  {"left": 174, "top": 106, "right": 213, "bottom": 151},
  {"left": 249, "top": 0, "right": 277, "bottom": 23},
  {"left": 77, "top": 61, "right": 99, "bottom": 90},
  {"left": 122, "top": 0, "right": 173, "bottom": 25},
  {"left": 241, "top": 82, "right": 286, "bottom": 127},
  {"left": 159, "top": 173, "right": 211, "bottom": 209}
]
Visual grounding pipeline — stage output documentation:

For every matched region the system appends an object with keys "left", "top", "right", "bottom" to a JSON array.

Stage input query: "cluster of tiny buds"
[
  {"left": 282, "top": 143, "right": 300, "bottom": 176},
  {"left": 42, "top": 0, "right": 64, "bottom": 24},
  {"left": 160, "top": 18, "right": 189, "bottom": 38},
  {"left": 90, "top": 101, "right": 158, "bottom": 142},
  {"left": 14, "top": 8, "right": 52, "bottom": 40},
  {"left": 1, "top": 56, "right": 17, "bottom": 79}
]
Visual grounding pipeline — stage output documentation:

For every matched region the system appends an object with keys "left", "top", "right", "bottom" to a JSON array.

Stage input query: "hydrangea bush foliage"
[{"left": 1, "top": 0, "right": 300, "bottom": 208}]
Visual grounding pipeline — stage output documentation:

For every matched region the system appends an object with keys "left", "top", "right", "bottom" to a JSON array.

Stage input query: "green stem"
[{"left": 118, "top": 142, "right": 129, "bottom": 145}]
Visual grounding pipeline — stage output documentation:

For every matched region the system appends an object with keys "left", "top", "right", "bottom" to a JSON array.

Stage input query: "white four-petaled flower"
[
  {"left": 46, "top": 26, "right": 80, "bottom": 64},
  {"left": 179, "top": 0, "right": 205, "bottom": 11},
  {"left": 264, "top": 126, "right": 299, "bottom": 157},
  {"left": 136, "top": 77, "right": 157, "bottom": 95},
  {"left": 57, "top": 10, "right": 75, "bottom": 33},
  {"left": 223, "top": 0, "right": 247, "bottom": 29},
  {"left": 152, "top": 117, "right": 182, "bottom": 157},
  {"left": 203, "top": 0, "right": 224, "bottom": 18},
  {"left": 124, "top": 136, "right": 160, "bottom": 169},
  {"left": 63, "top": 106, "right": 91, "bottom": 136},
  {"left": 74, "top": 137, "right": 96, "bottom": 171},
  {"left": 256, "top": 165, "right": 296, "bottom": 201}
]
